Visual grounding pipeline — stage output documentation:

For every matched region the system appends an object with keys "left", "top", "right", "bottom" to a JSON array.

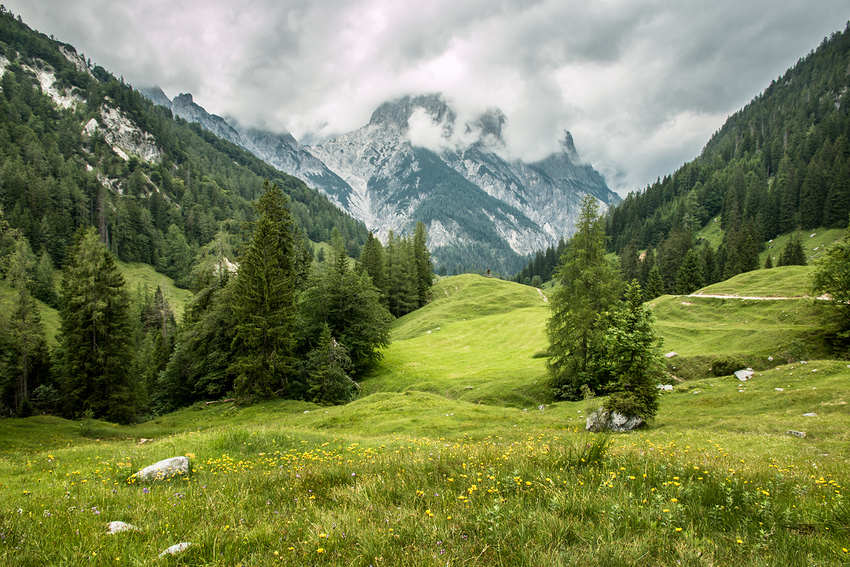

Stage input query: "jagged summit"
[
  {"left": 560, "top": 130, "right": 580, "bottom": 162},
  {"left": 368, "top": 94, "right": 455, "bottom": 129}
]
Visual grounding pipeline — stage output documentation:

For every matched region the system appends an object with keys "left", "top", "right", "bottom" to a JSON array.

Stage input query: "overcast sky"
[{"left": 6, "top": 1, "right": 849, "bottom": 194}]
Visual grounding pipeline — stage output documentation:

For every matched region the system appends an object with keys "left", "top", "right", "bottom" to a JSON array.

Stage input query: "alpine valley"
[{"left": 140, "top": 88, "right": 619, "bottom": 275}]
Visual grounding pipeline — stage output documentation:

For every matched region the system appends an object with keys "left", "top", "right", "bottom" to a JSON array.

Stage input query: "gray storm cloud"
[{"left": 6, "top": 0, "right": 848, "bottom": 194}]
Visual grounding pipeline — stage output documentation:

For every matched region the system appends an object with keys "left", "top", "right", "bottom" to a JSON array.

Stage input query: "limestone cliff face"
[{"left": 83, "top": 105, "right": 161, "bottom": 163}]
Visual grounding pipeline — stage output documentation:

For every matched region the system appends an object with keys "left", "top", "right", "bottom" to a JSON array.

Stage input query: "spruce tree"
[
  {"left": 4, "top": 237, "right": 50, "bottom": 415},
  {"left": 779, "top": 234, "right": 807, "bottom": 266},
  {"left": 358, "top": 231, "right": 387, "bottom": 303},
  {"left": 413, "top": 221, "right": 433, "bottom": 308},
  {"left": 618, "top": 238, "right": 640, "bottom": 284},
  {"left": 676, "top": 248, "right": 705, "bottom": 295},
  {"left": 385, "top": 231, "right": 418, "bottom": 317},
  {"left": 644, "top": 264, "right": 665, "bottom": 301},
  {"left": 547, "top": 195, "right": 623, "bottom": 400},
  {"left": 822, "top": 160, "right": 850, "bottom": 228},
  {"left": 306, "top": 324, "right": 357, "bottom": 405},
  {"left": 300, "top": 235, "right": 392, "bottom": 376},
  {"left": 230, "top": 180, "right": 297, "bottom": 400},
  {"left": 700, "top": 243, "right": 718, "bottom": 285},
  {"left": 59, "top": 227, "right": 136, "bottom": 422},
  {"left": 601, "top": 282, "right": 663, "bottom": 420}
]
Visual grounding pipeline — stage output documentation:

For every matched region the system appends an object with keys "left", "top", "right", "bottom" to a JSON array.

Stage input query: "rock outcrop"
[
  {"left": 586, "top": 408, "right": 644, "bottom": 432},
  {"left": 135, "top": 456, "right": 190, "bottom": 480}
]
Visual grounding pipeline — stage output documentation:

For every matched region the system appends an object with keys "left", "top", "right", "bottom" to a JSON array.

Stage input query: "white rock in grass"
[
  {"left": 803, "top": 413, "right": 818, "bottom": 417},
  {"left": 159, "top": 542, "right": 192, "bottom": 557},
  {"left": 734, "top": 368, "right": 755, "bottom": 381},
  {"left": 665, "top": 351, "right": 677, "bottom": 358},
  {"left": 107, "top": 521, "right": 139, "bottom": 534},
  {"left": 136, "top": 456, "right": 189, "bottom": 481},
  {"left": 787, "top": 430, "right": 807, "bottom": 438}
]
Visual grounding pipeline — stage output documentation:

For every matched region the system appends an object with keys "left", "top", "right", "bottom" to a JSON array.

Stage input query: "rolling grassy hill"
[{"left": 0, "top": 267, "right": 848, "bottom": 565}]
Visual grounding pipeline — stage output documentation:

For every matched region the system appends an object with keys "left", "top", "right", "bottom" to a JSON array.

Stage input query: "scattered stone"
[
  {"left": 135, "top": 456, "right": 189, "bottom": 481},
  {"left": 787, "top": 430, "right": 807, "bottom": 438},
  {"left": 159, "top": 542, "right": 192, "bottom": 557},
  {"left": 767, "top": 356, "right": 774, "bottom": 362},
  {"left": 734, "top": 368, "right": 755, "bottom": 381},
  {"left": 586, "top": 408, "right": 643, "bottom": 432},
  {"left": 665, "top": 351, "right": 677, "bottom": 358},
  {"left": 107, "top": 521, "right": 139, "bottom": 534},
  {"left": 138, "top": 438, "right": 153, "bottom": 445},
  {"left": 775, "top": 388, "right": 784, "bottom": 392},
  {"left": 803, "top": 413, "right": 818, "bottom": 417},
  {"left": 656, "top": 384, "right": 674, "bottom": 391}
]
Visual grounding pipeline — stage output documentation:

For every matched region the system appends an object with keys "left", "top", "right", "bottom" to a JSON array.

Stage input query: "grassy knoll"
[
  {"left": 361, "top": 275, "right": 552, "bottom": 406},
  {"left": 1, "top": 273, "right": 849, "bottom": 565},
  {"left": 695, "top": 265, "right": 815, "bottom": 298},
  {"left": 648, "top": 266, "right": 833, "bottom": 380}
]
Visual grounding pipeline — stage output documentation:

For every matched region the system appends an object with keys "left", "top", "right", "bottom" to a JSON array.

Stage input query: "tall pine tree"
[
  {"left": 547, "top": 195, "right": 624, "bottom": 400},
  {"left": 59, "top": 227, "right": 137, "bottom": 422},
  {"left": 230, "top": 180, "right": 297, "bottom": 400}
]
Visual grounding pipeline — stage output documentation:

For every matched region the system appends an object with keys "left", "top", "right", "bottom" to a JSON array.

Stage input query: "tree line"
[{"left": 0, "top": 181, "right": 433, "bottom": 421}]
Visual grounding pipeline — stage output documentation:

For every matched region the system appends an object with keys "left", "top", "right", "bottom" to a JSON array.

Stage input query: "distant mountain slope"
[
  {"left": 0, "top": 10, "right": 368, "bottom": 290},
  {"left": 606, "top": 22, "right": 850, "bottom": 254},
  {"left": 142, "top": 89, "right": 618, "bottom": 274}
]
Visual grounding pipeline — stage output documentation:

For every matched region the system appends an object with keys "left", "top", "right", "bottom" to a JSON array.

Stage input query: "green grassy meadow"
[{"left": 1, "top": 271, "right": 848, "bottom": 565}]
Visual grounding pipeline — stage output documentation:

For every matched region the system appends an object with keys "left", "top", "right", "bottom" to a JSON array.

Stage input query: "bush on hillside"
[{"left": 711, "top": 355, "right": 746, "bottom": 376}]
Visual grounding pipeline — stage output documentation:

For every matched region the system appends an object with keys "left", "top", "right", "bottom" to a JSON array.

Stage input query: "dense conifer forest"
[{"left": 516, "top": 22, "right": 850, "bottom": 295}]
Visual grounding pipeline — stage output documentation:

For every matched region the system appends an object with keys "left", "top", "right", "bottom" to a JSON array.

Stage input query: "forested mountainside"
[
  {"left": 516, "top": 22, "right": 850, "bottom": 293},
  {"left": 0, "top": 8, "right": 368, "bottom": 292},
  {"left": 0, "top": 9, "right": 437, "bottom": 422}
]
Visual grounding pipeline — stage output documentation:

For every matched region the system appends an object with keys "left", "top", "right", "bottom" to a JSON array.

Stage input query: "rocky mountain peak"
[
  {"left": 472, "top": 108, "right": 507, "bottom": 142},
  {"left": 560, "top": 130, "right": 580, "bottom": 162},
  {"left": 138, "top": 85, "right": 172, "bottom": 108},
  {"left": 368, "top": 94, "right": 456, "bottom": 129}
]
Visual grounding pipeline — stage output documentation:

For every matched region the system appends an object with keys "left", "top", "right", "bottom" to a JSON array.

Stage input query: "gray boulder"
[
  {"left": 136, "top": 456, "right": 190, "bottom": 481},
  {"left": 586, "top": 408, "right": 643, "bottom": 432},
  {"left": 734, "top": 368, "right": 755, "bottom": 381},
  {"left": 106, "top": 521, "right": 139, "bottom": 534}
]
